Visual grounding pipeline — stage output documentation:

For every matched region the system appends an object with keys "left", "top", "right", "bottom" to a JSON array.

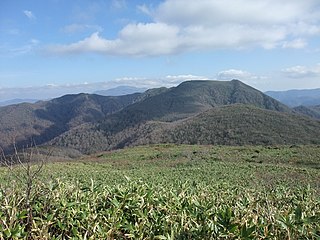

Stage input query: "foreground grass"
[{"left": 1, "top": 144, "right": 320, "bottom": 239}]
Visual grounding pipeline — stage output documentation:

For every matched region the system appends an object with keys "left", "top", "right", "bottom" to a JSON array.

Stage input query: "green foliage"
[
  {"left": 163, "top": 105, "right": 320, "bottom": 146},
  {"left": 0, "top": 93, "right": 140, "bottom": 153},
  {"left": 1, "top": 144, "right": 320, "bottom": 239},
  {"left": 51, "top": 104, "right": 320, "bottom": 154},
  {"left": 2, "top": 80, "right": 320, "bottom": 155},
  {"left": 294, "top": 105, "right": 320, "bottom": 120}
]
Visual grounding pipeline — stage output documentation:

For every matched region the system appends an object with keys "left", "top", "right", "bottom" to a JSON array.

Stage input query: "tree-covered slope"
[
  {"left": 100, "top": 80, "right": 291, "bottom": 134},
  {"left": 293, "top": 105, "right": 320, "bottom": 120},
  {"left": 0, "top": 93, "right": 141, "bottom": 152},
  {"left": 2, "top": 80, "right": 319, "bottom": 155},
  {"left": 51, "top": 104, "right": 320, "bottom": 153},
  {"left": 161, "top": 105, "right": 320, "bottom": 145}
]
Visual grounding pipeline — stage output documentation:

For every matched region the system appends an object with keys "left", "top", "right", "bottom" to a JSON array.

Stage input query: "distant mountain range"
[
  {"left": 265, "top": 88, "right": 320, "bottom": 107},
  {"left": 0, "top": 99, "right": 39, "bottom": 107},
  {"left": 94, "top": 86, "right": 147, "bottom": 96},
  {"left": 0, "top": 86, "right": 147, "bottom": 107},
  {"left": 1, "top": 80, "right": 320, "bottom": 156}
]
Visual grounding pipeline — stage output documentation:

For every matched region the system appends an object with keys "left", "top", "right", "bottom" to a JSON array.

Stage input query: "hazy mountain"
[
  {"left": 94, "top": 86, "right": 147, "bottom": 96},
  {"left": 265, "top": 88, "right": 320, "bottom": 107},
  {"left": 0, "top": 98, "right": 39, "bottom": 107}
]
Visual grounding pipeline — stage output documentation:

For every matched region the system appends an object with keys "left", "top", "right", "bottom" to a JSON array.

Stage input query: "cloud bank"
[
  {"left": 282, "top": 64, "right": 320, "bottom": 79},
  {"left": 2, "top": 63, "right": 319, "bottom": 101},
  {"left": 0, "top": 75, "right": 210, "bottom": 101},
  {"left": 47, "top": 0, "right": 320, "bottom": 56}
]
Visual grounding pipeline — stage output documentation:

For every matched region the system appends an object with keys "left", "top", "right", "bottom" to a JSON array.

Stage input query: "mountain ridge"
[
  {"left": 50, "top": 104, "right": 320, "bottom": 154},
  {"left": 1, "top": 80, "right": 319, "bottom": 155},
  {"left": 94, "top": 86, "right": 147, "bottom": 96},
  {"left": 0, "top": 93, "right": 142, "bottom": 153},
  {"left": 265, "top": 88, "right": 320, "bottom": 107}
]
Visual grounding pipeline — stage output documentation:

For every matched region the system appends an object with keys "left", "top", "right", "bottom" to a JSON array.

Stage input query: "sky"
[{"left": 1, "top": 0, "right": 320, "bottom": 100}]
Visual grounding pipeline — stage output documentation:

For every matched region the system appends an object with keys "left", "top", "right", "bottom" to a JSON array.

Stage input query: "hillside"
[
  {"left": 161, "top": 105, "right": 320, "bottom": 145},
  {"left": 52, "top": 104, "right": 320, "bottom": 153},
  {"left": 2, "top": 80, "right": 320, "bottom": 155},
  {"left": 293, "top": 105, "right": 320, "bottom": 120},
  {"left": 0, "top": 93, "right": 141, "bottom": 153},
  {"left": 266, "top": 88, "right": 320, "bottom": 107},
  {"left": 50, "top": 78, "right": 320, "bottom": 154},
  {"left": 99, "top": 80, "right": 291, "bottom": 134}
]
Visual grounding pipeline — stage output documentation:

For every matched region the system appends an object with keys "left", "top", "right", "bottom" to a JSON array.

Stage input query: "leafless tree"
[{"left": 0, "top": 140, "right": 51, "bottom": 233}]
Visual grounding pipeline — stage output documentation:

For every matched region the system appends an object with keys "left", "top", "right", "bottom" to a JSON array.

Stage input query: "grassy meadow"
[{"left": 0, "top": 144, "right": 320, "bottom": 239}]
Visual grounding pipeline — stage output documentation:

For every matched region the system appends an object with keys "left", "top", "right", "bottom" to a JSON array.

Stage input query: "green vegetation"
[
  {"left": 1, "top": 144, "right": 319, "bottom": 239},
  {"left": 54, "top": 104, "right": 320, "bottom": 154},
  {"left": 294, "top": 105, "right": 320, "bottom": 120},
  {"left": 1, "top": 80, "right": 297, "bottom": 155},
  {"left": 0, "top": 92, "right": 140, "bottom": 153},
  {"left": 48, "top": 81, "right": 320, "bottom": 154}
]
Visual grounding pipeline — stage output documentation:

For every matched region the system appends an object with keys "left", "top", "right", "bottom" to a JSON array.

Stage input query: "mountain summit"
[{"left": 1, "top": 80, "right": 319, "bottom": 155}]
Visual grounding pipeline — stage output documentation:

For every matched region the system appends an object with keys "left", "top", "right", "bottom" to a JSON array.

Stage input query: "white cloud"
[
  {"left": 282, "top": 64, "right": 320, "bottom": 78},
  {"left": 217, "top": 69, "right": 260, "bottom": 80},
  {"left": 23, "top": 10, "right": 36, "bottom": 20},
  {"left": 62, "top": 24, "right": 103, "bottom": 34},
  {"left": 113, "top": 75, "right": 209, "bottom": 88},
  {"left": 155, "top": 0, "right": 318, "bottom": 26},
  {"left": 217, "top": 69, "right": 268, "bottom": 89},
  {"left": 282, "top": 39, "right": 307, "bottom": 49},
  {"left": 48, "top": 23, "right": 180, "bottom": 56},
  {"left": 165, "top": 74, "right": 209, "bottom": 83},
  {"left": 46, "top": 0, "right": 320, "bottom": 56}
]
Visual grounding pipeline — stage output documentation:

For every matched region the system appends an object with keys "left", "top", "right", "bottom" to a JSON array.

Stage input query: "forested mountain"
[
  {"left": 1, "top": 80, "right": 320, "bottom": 155},
  {"left": 99, "top": 80, "right": 291, "bottom": 134},
  {"left": 0, "top": 93, "right": 141, "bottom": 153},
  {"left": 50, "top": 104, "right": 320, "bottom": 154},
  {"left": 293, "top": 105, "right": 320, "bottom": 120}
]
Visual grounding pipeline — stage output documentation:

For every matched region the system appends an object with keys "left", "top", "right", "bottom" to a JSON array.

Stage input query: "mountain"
[
  {"left": 50, "top": 103, "right": 320, "bottom": 154},
  {"left": 293, "top": 105, "right": 320, "bottom": 120},
  {"left": 94, "top": 86, "right": 147, "bottom": 96},
  {"left": 0, "top": 98, "right": 39, "bottom": 107},
  {"left": 0, "top": 93, "right": 141, "bottom": 153},
  {"left": 161, "top": 105, "right": 320, "bottom": 145},
  {"left": 99, "top": 80, "right": 291, "bottom": 133},
  {"left": 265, "top": 88, "right": 320, "bottom": 107},
  {"left": 2, "top": 80, "right": 320, "bottom": 156},
  {"left": 50, "top": 80, "right": 317, "bottom": 154}
]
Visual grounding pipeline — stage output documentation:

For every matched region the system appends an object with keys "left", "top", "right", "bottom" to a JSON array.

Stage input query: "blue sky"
[{"left": 1, "top": 0, "right": 320, "bottom": 100}]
